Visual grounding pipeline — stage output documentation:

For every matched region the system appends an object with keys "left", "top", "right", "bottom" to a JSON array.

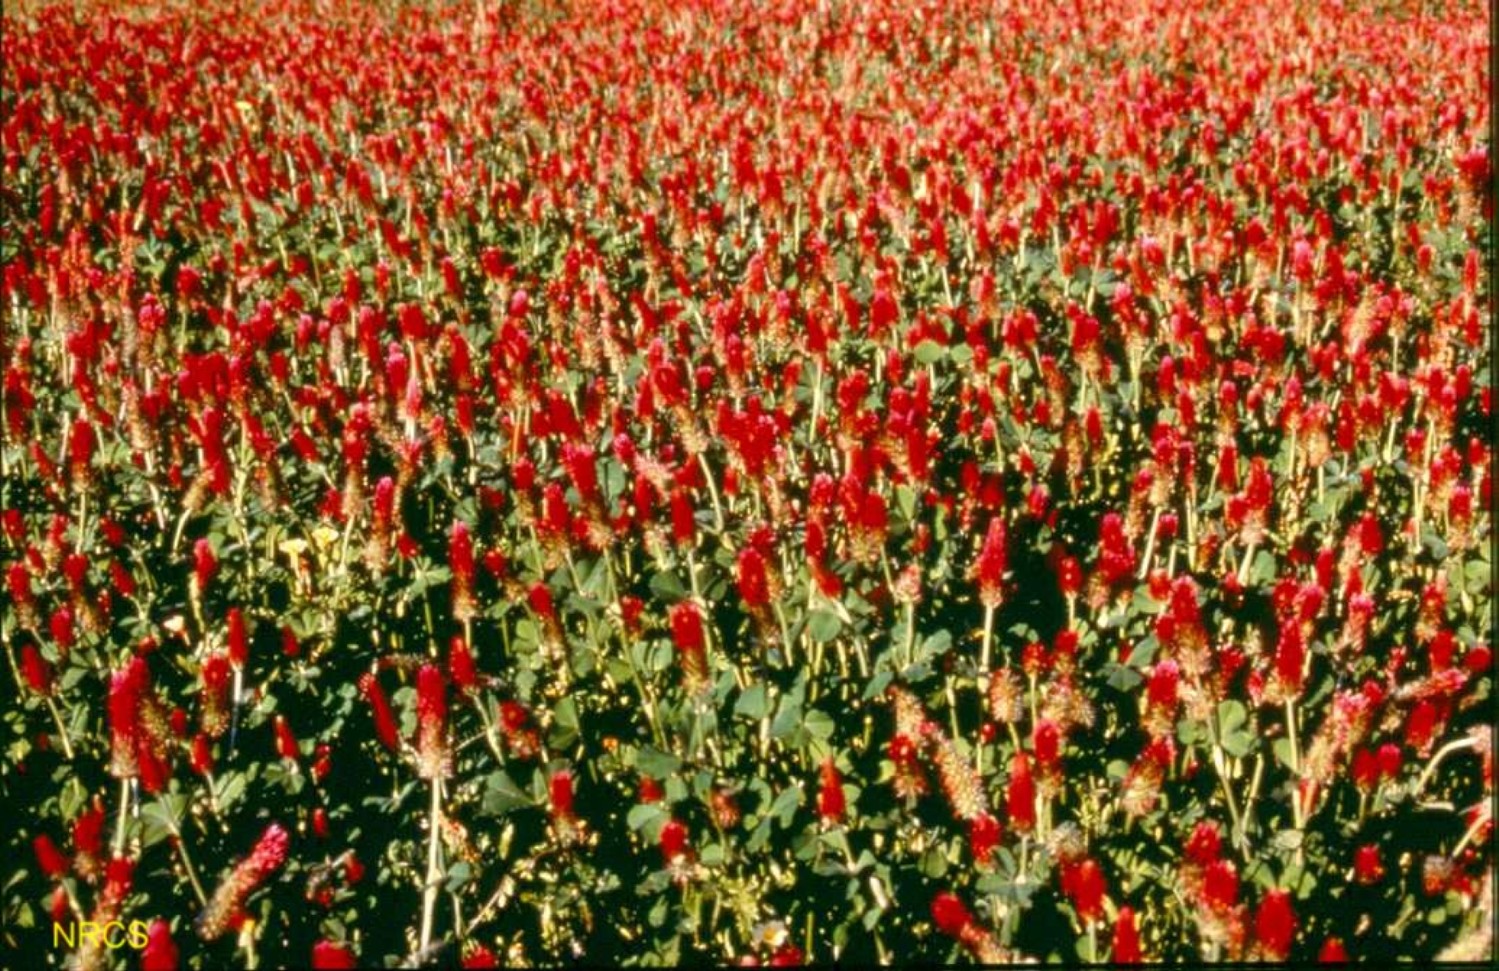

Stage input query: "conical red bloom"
[
  {"left": 248, "top": 823, "right": 289, "bottom": 873},
  {"left": 1063, "top": 857, "right": 1106, "bottom": 924},
  {"left": 77, "top": 858, "right": 135, "bottom": 969},
  {"left": 669, "top": 601, "right": 708, "bottom": 689},
  {"left": 275, "top": 715, "right": 299, "bottom": 762},
  {"left": 415, "top": 664, "right": 448, "bottom": 779},
  {"left": 527, "top": 582, "right": 556, "bottom": 622},
  {"left": 108, "top": 657, "right": 146, "bottom": 778},
  {"left": 736, "top": 547, "right": 770, "bottom": 609},
  {"left": 199, "top": 824, "right": 289, "bottom": 940},
  {"left": 7, "top": 564, "right": 33, "bottom": 624},
  {"left": 1203, "top": 859, "right": 1239, "bottom": 912},
  {"left": 969, "top": 812, "right": 1002, "bottom": 866},
  {"left": 449, "top": 520, "right": 475, "bottom": 621},
  {"left": 975, "top": 516, "right": 1008, "bottom": 607},
  {"left": 200, "top": 653, "right": 232, "bottom": 737},
  {"left": 1185, "top": 820, "right": 1222, "bottom": 865},
  {"left": 1274, "top": 624, "right": 1305, "bottom": 697},
  {"left": 1112, "top": 905, "right": 1142, "bottom": 963},
  {"left": 1353, "top": 845, "right": 1383, "bottom": 884},
  {"left": 461, "top": 944, "right": 500, "bottom": 969},
  {"left": 33, "top": 834, "right": 68, "bottom": 877},
  {"left": 73, "top": 800, "right": 105, "bottom": 861},
  {"left": 1145, "top": 659, "right": 1179, "bottom": 710},
  {"left": 141, "top": 919, "right": 179, "bottom": 971},
  {"left": 358, "top": 673, "right": 400, "bottom": 752},
  {"left": 670, "top": 489, "right": 696, "bottom": 547},
  {"left": 226, "top": 607, "right": 249, "bottom": 668},
  {"left": 311, "top": 940, "right": 358, "bottom": 970},
  {"left": 1255, "top": 889, "right": 1296, "bottom": 959},
  {"left": 931, "top": 891, "right": 974, "bottom": 937},
  {"left": 817, "top": 758, "right": 846, "bottom": 822},
  {"left": 659, "top": 818, "right": 689, "bottom": 862},
  {"left": 191, "top": 734, "right": 214, "bottom": 777},
  {"left": 449, "top": 636, "right": 478, "bottom": 693},
  {"left": 192, "top": 539, "right": 217, "bottom": 593},
  {"left": 1006, "top": 751, "right": 1036, "bottom": 832},
  {"left": 1033, "top": 719, "right": 1062, "bottom": 770},
  {"left": 1318, "top": 937, "right": 1348, "bottom": 962},
  {"left": 20, "top": 644, "right": 52, "bottom": 695},
  {"left": 550, "top": 769, "right": 575, "bottom": 819}
]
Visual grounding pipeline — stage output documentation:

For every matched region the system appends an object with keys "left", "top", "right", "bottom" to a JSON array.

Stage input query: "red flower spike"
[
  {"left": 975, "top": 517, "right": 1008, "bottom": 608},
  {"left": 1113, "top": 906, "right": 1142, "bottom": 963},
  {"left": 670, "top": 490, "right": 697, "bottom": 548},
  {"left": 669, "top": 601, "right": 709, "bottom": 689},
  {"left": 659, "top": 818, "right": 689, "bottom": 862},
  {"left": 1033, "top": 719, "right": 1062, "bottom": 769},
  {"left": 1186, "top": 821, "right": 1222, "bottom": 865},
  {"left": 107, "top": 658, "right": 146, "bottom": 779},
  {"left": 141, "top": 920, "right": 179, "bottom": 971},
  {"left": 1319, "top": 937, "right": 1349, "bottom": 962},
  {"left": 550, "top": 769, "right": 576, "bottom": 820},
  {"left": 1255, "top": 889, "right": 1296, "bottom": 960},
  {"left": 736, "top": 547, "right": 771, "bottom": 610},
  {"left": 449, "top": 636, "right": 478, "bottom": 693},
  {"left": 1203, "top": 859, "right": 1239, "bottom": 912},
  {"left": 71, "top": 802, "right": 104, "bottom": 863},
  {"left": 192, "top": 539, "right": 217, "bottom": 593},
  {"left": 969, "top": 812, "right": 1002, "bottom": 866},
  {"left": 358, "top": 674, "right": 400, "bottom": 752},
  {"left": 191, "top": 734, "right": 214, "bottom": 777},
  {"left": 20, "top": 645, "right": 52, "bottom": 695},
  {"left": 415, "top": 664, "right": 448, "bottom": 779},
  {"left": 1062, "top": 858, "right": 1107, "bottom": 924},
  {"left": 33, "top": 834, "right": 68, "bottom": 878},
  {"left": 199, "top": 824, "right": 289, "bottom": 940},
  {"left": 49, "top": 607, "right": 75, "bottom": 652},
  {"left": 1006, "top": 751, "right": 1036, "bottom": 833},
  {"left": 462, "top": 945, "right": 501, "bottom": 969},
  {"left": 527, "top": 582, "right": 557, "bottom": 622},
  {"left": 931, "top": 891, "right": 974, "bottom": 937},
  {"left": 1354, "top": 845, "right": 1383, "bottom": 884},
  {"left": 311, "top": 940, "right": 359, "bottom": 970},
  {"left": 449, "top": 521, "right": 475, "bottom": 622},
  {"left": 817, "top": 758, "right": 846, "bottom": 822},
  {"left": 226, "top": 607, "right": 249, "bottom": 668},
  {"left": 274, "top": 716, "right": 299, "bottom": 762}
]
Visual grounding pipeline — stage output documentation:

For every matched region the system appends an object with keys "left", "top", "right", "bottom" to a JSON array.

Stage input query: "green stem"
[
  {"left": 112, "top": 777, "right": 131, "bottom": 858},
  {"left": 979, "top": 603, "right": 995, "bottom": 690},
  {"left": 44, "top": 695, "right": 74, "bottom": 760},
  {"left": 420, "top": 776, "right": 444, "bottom": 955},
  {"left": 1285, "top": 699, "right": 1304, "bottom": 830},
  {"left": 160, "top": 798, "right": 208, "bottom": 907}
]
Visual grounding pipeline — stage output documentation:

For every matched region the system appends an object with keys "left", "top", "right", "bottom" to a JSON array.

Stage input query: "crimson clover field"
[{"left": 1, "top": 0, "right": 1493, "bottom": 967}]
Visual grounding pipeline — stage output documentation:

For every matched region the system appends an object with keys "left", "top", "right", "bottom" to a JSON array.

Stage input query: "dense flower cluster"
[{"left": 2, "top": 0, "right": 1491, "bottom": 967}]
